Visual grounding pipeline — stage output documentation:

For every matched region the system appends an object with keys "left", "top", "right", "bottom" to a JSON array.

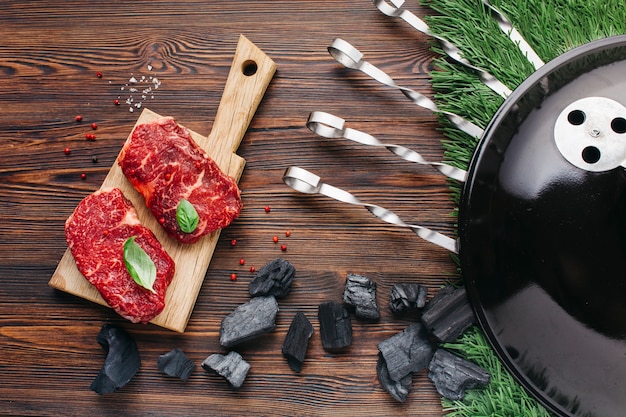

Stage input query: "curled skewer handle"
[
  {"left": 328, "top": 38, "right": 439, "bottom": 114},
  {"left": 283, "top": 166, "right": 459, "bottom": 253},
  {"left": 372, "top": 0, "right": 512, "bottom": 99},
  {"left": 328, "top": 39, "right": 484, "bottom": 139},
  {"left": 306, "top": 111, "right": 468, "bottom": 182}
]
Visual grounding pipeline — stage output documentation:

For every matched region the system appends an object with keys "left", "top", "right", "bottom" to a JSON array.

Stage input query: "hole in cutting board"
[{"left": 242, "top": 60, "right": 258, "bottom": 76}]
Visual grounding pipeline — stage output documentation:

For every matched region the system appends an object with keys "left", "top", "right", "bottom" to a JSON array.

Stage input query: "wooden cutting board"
[{"left": 49, "top": 34, "right": 276, "bottom": 333}]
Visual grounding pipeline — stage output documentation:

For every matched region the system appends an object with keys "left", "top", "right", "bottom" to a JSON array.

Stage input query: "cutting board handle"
[{"left": 208, "top": 35, "right": 276, "bottom": 165}]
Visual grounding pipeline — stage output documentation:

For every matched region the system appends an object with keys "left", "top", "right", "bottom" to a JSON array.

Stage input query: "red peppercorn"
[
  {"left": 230, "top": 239, "right": 237, "bottom": 246},
  {"left": 96, "top": 71, "right": 103, "bottom": 78},
  {"left": 230, "top": 273, "right": 237, "bottom": 281},
  {"left": 264, "top": 205, "right": 271, "bottom": 213},
  {"left": 80, "top": 173, "right": 87, "bottom": 180},
  {"left": 64, "top": 147, "right": 71, "bottom": 155},
  {"left": 280, "top": 244, "right": 287, "bottom": 252},
  {"left": 91, "top": 123, "right": 98, "bottom": 130},
  {"left": 239, "top": 258, "right": 245, "bottom": 265},
  {"left": 249, "top": 266, "right": 256, "bottom": 273},
  {"left": 75, "top": 115, "right": 83, "bottom": 122},
  {"left": 285, "top": 230, "right": 291, "bottom": 237},
  {"left": 272, "top": 236, "right": 279, "bottom": 243},
  {"left": 114, "top": 99, "right": 120, "bottom": 105}
]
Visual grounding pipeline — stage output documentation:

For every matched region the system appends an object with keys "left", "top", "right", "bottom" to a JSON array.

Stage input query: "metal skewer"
[
  {"left": 371, "top": 0, "right": 512, "bottom": 98},
  {"left": 328, "top": 38, "right": 484, "bottom": 139},
  {"left": 282, "top": 166, "right": 459, "bottom": 253},
  {"left": 482, "top": 0, "right": 544, "bottom": 70},
  {"left": 306, "top": 111, "right": 468, "bottom": 181}
]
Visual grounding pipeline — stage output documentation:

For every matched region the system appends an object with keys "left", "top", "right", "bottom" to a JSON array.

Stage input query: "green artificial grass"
[
  {"left": 442, "top": 328, "right": 551, "bottom": 417},
  {"left": 418, "top": 0, "right": 626, "bottom": 415}
]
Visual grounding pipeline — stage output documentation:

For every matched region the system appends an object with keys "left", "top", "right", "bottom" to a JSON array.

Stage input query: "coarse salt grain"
[{"left": 120, "top": 68, "right": 162, "bottom": 112}]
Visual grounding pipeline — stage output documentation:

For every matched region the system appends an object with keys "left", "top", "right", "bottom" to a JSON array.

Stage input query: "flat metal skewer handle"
[
  {"left": 372, "top": 0, "right": 512, "bottom": 98},
  {"left": 283, "top": 166, "right": 459, "bottom": 253},
  {"left": 306, "top": 111, "right": 468, "bottom": 182},
  {"left": 328, "top": 38, "right": 484, "bottom": 139}
]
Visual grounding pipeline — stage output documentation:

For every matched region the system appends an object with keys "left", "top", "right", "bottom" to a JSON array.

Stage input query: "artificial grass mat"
[{"left": 419, "top": 0, "right": 626, "bottom": 415}]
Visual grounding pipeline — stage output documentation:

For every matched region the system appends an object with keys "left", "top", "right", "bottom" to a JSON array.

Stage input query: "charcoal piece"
[
  {"left": 420, "top": 286, "right": 475, "bottom": 343},
  {"left": 342, "top": 273, "right": 380, "bottom": 320},
  {"left": 249, "top": 258, "right": 296, "bottom": 298},
  {"left": 90, "top": 324, "right": 141, "bottom": 395},
  {"left": 220, "top": 295, "right": 279, "bottom": 348},
  {"left": 377, "top": 322, "right": 433, "bottom": 382},
  {"left": 201, "top": 351, "right": 250, "bottom": 389},
  {"left": 415, "top": 285, "right": 428, "bottom": 309},
  {"left": 282, "top": 311, "right": 314, "bottom": 372},
  {"left": 377, "top": 353, "right": 412, "bottom": 402},
  {"left": 157, "top": 348, "right": 195, "bottom": 381},
  {"left": 318, "top": 301, "right": 352, "bottom": 352},
  {"left": 427, "top": 349, "right": 490, "bottom": 400},
  {"left": 389, "top": 283, "right": 428, "bottom": 313}
]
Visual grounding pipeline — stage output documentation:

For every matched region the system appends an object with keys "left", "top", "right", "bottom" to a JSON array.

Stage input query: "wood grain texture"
[{"left": 0, "top": 1, "right": 459, "bottom": 416}]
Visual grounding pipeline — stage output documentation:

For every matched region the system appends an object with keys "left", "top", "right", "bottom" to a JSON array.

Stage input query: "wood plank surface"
[{"left": 0, "top": 1, "right": 459, "bottom": 416}]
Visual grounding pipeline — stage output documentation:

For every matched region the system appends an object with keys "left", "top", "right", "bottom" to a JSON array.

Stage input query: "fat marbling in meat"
[
  {"left": 65, "top": 187, "right": 175, "bottom": 323},
  {"left": 118, "top": 116, "right": 242, "bottom": 244}
]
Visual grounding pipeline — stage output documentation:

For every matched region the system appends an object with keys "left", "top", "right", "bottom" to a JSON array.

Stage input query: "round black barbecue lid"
[{"left": 459, "top": 35, "right": 626, "bottom": 417}]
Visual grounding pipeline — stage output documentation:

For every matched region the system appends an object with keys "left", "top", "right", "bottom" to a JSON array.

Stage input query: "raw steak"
[
  {"left": 118, "top": 116, "right": 242, "bottom": 244},
  {"left": 65, "top": 187, "right": 175, "bottom": 323}
]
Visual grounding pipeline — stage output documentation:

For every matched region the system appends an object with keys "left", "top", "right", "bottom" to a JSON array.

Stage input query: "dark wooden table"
[{"left": 0, "top": 1, "right": 459, "bottom": 415}]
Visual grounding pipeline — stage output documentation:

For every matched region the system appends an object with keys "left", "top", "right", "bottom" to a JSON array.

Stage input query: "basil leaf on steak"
[
  {"left": 123, "top": 236, "right": 157, "bottom": 294},
  {"left": 176, "top": 198, "right": 199, "bottom": 233}
]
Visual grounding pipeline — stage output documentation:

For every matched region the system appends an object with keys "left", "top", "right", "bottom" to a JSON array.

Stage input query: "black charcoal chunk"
[
  {"left": 249, "top": 258, "right": 296, "bottom": 298},
  {"left": 342, "top": 273, "right": 380, "bottom": 320},
  {"left": 90, "top": 324, "right": 141, "bottom": 395},
  {"left": 377, "top": 353, "right": 412, "bottom": 402},
  {"left": 389, "top": 283, "right": 428, "bottom": 313},
  {"left": 318, "top": 301, "right": 352, "bottom": 352},
  {"left": 282, "top": 312, "right": 314, "bottom": 372},
  {"left": 428, "top": 349, "right": 490, "bottom": 400},
  {"left": 377, "top": 322, "right": 433, "bottom": 382},
  {"left": 202, "top": 351, "right": 250, "bottom": 389},
  {"left": 420, "top": 286, "right": 475, "bottom": 343},
  {"left": 157, "top": 348, "right": 195, "bottom": 381},
  {"left": 220, "top": 295, "right": 279, "bottom": 348}
]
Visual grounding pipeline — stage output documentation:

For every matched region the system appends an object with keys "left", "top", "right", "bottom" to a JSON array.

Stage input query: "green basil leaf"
[
  {"left": 176, "top": 198, "right": 199, "bottom": 233},
  {"left": 123, "top": 236, "right": 157, "bottom": 294}
]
